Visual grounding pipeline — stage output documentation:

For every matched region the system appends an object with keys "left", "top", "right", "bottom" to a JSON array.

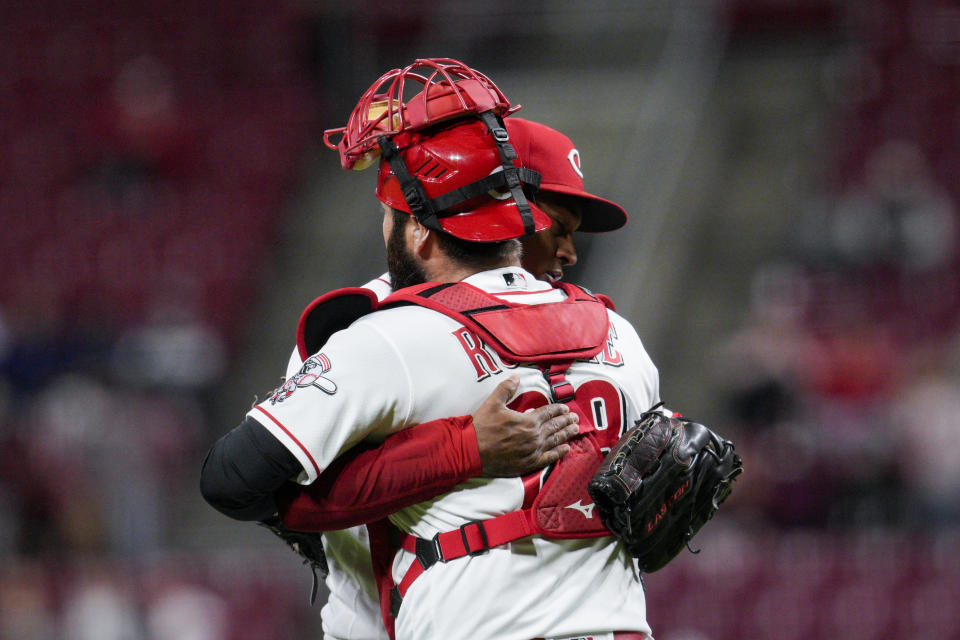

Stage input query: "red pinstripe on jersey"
[{"left": 254, "top": 405, "right": 321, "bottom": 477}]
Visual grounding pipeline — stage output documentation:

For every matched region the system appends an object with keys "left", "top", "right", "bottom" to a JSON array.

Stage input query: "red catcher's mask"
[{"left": 325, "top": 58, "right": 548, "bottom": 242}]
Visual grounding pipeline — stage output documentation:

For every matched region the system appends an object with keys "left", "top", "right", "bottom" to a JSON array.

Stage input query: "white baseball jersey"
[
  {"left": 257, "top": 267, "right": 659, "bottom": 640},
  {"left": 283, "top": 275, "right": 392, "bottom": 640}
]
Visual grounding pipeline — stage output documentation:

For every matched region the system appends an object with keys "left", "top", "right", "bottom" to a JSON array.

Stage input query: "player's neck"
[{"left": 413, "top": 227, "right": 521, "bottom": 283}]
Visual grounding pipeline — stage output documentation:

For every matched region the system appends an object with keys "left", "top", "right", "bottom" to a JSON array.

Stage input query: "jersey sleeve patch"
[{"left": 268, "top": 354, "right": 338, "bottom": 404}]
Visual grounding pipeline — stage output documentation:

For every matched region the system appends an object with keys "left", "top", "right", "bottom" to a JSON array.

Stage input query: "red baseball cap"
[{"left": 505, "top": 118, "right": 629, "bottom": 232}]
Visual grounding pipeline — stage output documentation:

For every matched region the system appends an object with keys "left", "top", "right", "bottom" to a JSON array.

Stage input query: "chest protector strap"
[
  {"left": 375, "top": 280, "right": 616, "bottom": 619},
  {"left": 387, "top": 432, "right": 610, "bottom": 617}
]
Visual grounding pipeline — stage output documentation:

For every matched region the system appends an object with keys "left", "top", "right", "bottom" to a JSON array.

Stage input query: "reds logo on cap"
[
  {"left": 567, "top": 149, "right": 583, "bottom": 178},
  {"left": 504, "top": 118, "right": 628, "bottom": 233}
]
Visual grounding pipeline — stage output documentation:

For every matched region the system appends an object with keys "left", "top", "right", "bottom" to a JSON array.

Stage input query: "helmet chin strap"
[
  {"left": 376, "top": 113, "right": 541, "bottom": 238},
  {"left": 478, "top": 111, "right": 536, "bottom": 237}
]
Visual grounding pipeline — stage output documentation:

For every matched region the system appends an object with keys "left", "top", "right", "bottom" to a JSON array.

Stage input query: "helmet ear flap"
[{"left": 377, "top": 134, "right": 444, "bottom": 235}]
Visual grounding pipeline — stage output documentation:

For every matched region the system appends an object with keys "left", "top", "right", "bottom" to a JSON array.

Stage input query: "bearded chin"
[{"left": 387, "top": 218, "right": 428, "bottom": 290}]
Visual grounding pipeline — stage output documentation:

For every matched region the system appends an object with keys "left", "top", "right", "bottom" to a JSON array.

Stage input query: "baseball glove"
[
  {"left": 588, "top": 406, "right": 742, "bottom": 573},
  {"left": 259, "top": 517, "right": 329, "bottom": 604}
]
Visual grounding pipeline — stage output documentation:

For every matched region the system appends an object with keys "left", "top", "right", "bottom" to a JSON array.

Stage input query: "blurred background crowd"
[{"left": 1, "top": 1, "right": 959, "bottom": 639}]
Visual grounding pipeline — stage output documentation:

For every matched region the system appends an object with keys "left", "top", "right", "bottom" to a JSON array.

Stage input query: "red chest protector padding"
[{"left": 380, "top": 280, "right": 611, "bottom": 364}]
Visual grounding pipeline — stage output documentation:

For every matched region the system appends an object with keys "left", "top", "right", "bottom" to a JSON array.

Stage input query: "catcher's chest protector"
[{"left": 374, "top": 281, "right": 619, "bottom": 620}]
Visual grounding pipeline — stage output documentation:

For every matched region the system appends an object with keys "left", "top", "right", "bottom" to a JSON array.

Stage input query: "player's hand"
[{"left": 474, "top": 375, "right": 579, "bottom": 477}]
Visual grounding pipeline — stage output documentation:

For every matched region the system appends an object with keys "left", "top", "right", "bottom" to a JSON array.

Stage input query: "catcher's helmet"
[
  {"left": 325, "top": 58, "right": 547, "bottom": 242},
  {"left": 376, "top": 119, "right": 551, "bottom": 242}
]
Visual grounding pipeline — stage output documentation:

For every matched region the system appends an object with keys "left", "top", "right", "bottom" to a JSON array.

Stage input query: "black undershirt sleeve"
[{"left": 200, "top": 416, "right": 304, "bottom": 521}]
